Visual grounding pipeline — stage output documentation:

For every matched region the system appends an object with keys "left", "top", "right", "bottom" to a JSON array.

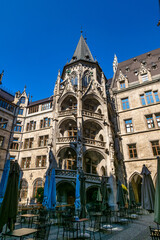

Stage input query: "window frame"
[
  {"left": 121, "top": 97, "right": 130, "bottom": 110},
  {"left": 128, "top": 143, "right": 138, "bottom": 158},
  {"left": 151, "top": 141, "right": 160, "bottom": 156},
  {"left": 124, "top": 119, "right": 133, "bottom": 133}
]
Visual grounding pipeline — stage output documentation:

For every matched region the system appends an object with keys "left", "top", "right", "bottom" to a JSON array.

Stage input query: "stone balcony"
[
  {"left": 83, "top": 138, "right": 105, "bottom": 148},
  {"left": 55, "top": 169, "right": 108, "bottom": 184},
  {"left": 57, "top": 137, "right": 77, "bottom": 143},
  {"left": 58, "top": 109, "right": 76, "bottom": 117},
  {"left": 82, "top": 110, "right": 103, "bottom": 120},
  {"left": 57, "top": 137, "right": 105, "bottom": 148}
]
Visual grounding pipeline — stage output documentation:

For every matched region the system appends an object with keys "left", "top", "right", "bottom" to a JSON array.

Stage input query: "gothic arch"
[
  {"left": 84, "top": 148, "right": 106, "bottom": 159},
  {"left": 56, "top": 145, "right": 76, "bottom": 157},
  {"left": 82, "top": 93, "right": 102, "bottom": 106},
  {"left": 83, "top": 119, "right": 104, "bottom": 130},
  {"left": 58, "top": 92, "right": 77, "bottom": 106},
  {"left": 58, "top": 117, "right": 77, "bottom": 129}
]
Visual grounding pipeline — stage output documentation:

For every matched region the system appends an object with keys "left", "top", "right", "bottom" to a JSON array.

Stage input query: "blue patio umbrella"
[
  {"left": 74, "top": 174, "right": 81, "bottom": 211},
  {"left": 42, "top": 175, "right": 49, "bottom": 207},
  {"left": 0, "top": 160, "right": 10, "bottom": 205},
  {"left": 47, "top": 169, "right": 56, "bottom": 210}
]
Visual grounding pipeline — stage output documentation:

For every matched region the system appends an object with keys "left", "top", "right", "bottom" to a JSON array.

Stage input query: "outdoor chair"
[
  {"left": 33, "top": 208, "right": 48, "bottom": 228},
  {"left": 56, "top": 215, "right": 77, "bottom": 239},
  {"left": 26, "top": 223, "right": 51, "bottom": 240},
  {"left": 100, "top": 209, "right": 113, "bottom": 234},
  {"left": 149, "top": 226, "right": 160, "bottom": 240},
  {"left": 85, "top": 213, "right": 101, "bottom": 240}
]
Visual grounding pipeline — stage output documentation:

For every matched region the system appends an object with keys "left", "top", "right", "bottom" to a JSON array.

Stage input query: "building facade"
[
  {"left": 0, "top": 35, "right": 123, "bottom": 207},
  {"left": 0, "top": 36, "right": 160, "bottom": 206},
  {"left": 111, "top": 48, "right": 160, "bottom": 203}
]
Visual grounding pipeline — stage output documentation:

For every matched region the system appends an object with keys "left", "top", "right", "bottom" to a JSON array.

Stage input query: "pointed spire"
[{"left": 70, "top": 35, "right": 94, "bottom": 63}]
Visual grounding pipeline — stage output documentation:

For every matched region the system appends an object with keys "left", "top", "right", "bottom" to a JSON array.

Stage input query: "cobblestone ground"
[
  {"left": 48, "top": 212, "right": 156, "bottom": 240},
  {"left": 0, "top": 212, "right": 156, "bottom": 239}
]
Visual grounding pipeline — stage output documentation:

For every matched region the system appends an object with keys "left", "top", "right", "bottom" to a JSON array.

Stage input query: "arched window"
[
  {"left": 71, "top": 73, "right": 78, "bottom": 86},
  {"left": 20, "top": 179, "right": 28, "bottom": 199},
  {"left": 33, "top": 178, "right": 44, "bottom": 198},
  {"left": 99, "top": 134, "right": 104, "bottom": 142},
  {"left": 82, "top": 73, "right": 91, "bottom": 87}
]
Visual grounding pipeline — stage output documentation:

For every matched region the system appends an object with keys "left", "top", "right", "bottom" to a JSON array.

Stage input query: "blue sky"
[{"left": 0, "top": 0, "right": 160, "bottom": 101}]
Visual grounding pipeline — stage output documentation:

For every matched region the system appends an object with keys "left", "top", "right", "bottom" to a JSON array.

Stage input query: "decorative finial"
[
  {"left": 24, "top": 85, "right": 26, "bottom": 91},
  {"left": 31, "top": 95, "right": 33, "bottom": 103},
  {"left": 84, "top": 32, "right": 87, "bottom": 41},
  {"left": 80, "top": 26, "right": 83, "bottom": 34},
  {"left": 58, "top": 69, "right": 60, "bottom": 76},
  {"left": 0, "top": 70, "right": 4, "bottom": 85},
  {"left": 157, "top": 20, "right": 160, "bottom": 26},
  {"left": 113, "top": 54, "right": 118, "bottom": 73}
]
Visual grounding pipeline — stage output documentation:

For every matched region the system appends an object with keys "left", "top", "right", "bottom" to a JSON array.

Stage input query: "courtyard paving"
[
  {"left": 47, "top": 212, "right": 156, "bottom": 240},
  {"left": 1, "top": 212, "right": 156, "bottom": 239}
]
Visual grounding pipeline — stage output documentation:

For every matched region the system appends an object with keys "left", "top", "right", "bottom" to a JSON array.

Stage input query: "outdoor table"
[
  {"left": 2, "top": 227, "right": 38, "bottom": 240},
  {"left": 20, "top": 214, "right": 39, "bottom": 228},
  {"left": 71, "top": 218, "right": 89, "bottom": 239}
]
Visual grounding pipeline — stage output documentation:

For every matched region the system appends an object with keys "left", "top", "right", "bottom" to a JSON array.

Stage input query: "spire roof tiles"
[{"left": 69, "top": 35, "right": 94, "bottom": 63}]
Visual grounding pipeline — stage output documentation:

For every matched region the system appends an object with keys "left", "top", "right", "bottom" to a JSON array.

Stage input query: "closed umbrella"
[
  {"left": 97, "top": 187, "right": 102, "bottom": 202},
  {"left": 75, "top": 174, "right": 81, "bottom": 211},
  {"left": 117, "top": 180, "right": 125, "bottom": 209},
  {"left": 154, "top": 157, "right": 160, "bottom": 224},
  {"left": 79, "top": 170, "right": 86, "bottom": 218},
  {"left": 141, "top": 164, "right": 155, "bottom": 212},
  {"left": 0, "top": 160, "right": 10, "bottom": 205},
  {"left": 47, "top": 169, "right": 56, "bottom": 210},
  {"left": 0, "top": 160, "right": 20, "bottom": 232},
  {"left": 129, "top": 182, "right": 136, "bottom": 206},
  {"left": 42, "top": 174, "right": 49, "bottom": 207},
  {"left": 101, "top": 176, "right": 107, "bottom": 211}
]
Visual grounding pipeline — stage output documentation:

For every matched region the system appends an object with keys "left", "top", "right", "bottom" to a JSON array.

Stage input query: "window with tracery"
[
  {"left": 20, "top": 179, "right": 28, "bottom": 199},
  {"left": 33, "top": 179, "right": 44, "bottom": 198},
  {"left": 82, "top": 73, "right": 91, "bottom": 87}
]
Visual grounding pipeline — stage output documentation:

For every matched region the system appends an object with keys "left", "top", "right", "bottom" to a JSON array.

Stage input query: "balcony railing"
[
  {"left": 82, "top": 110, "right": 103, "bottom": 119},
  {"left": 57, "top": 137, "right": 77, "bottom": 143},
  {"left": 83, "top": 138, "right": 105, "bottom": 148},
  {"left": 58, "top": 109, "right": 77, "bottom": 117},
  {"left": 55, "top": 169, "right": 108, "bottom": 183}
]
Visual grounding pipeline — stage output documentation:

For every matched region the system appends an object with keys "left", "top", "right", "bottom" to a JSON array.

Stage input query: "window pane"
[
  {"left": 145, "top": 91, "right": 154, "bottom": 104},
  {"left": 154, "top": 91, "right": 160, "bottom": 102},
  {"left": 141, "top": 74, "right": 148, "bottom": 82},
  {"left": 140, "top": 95, "right": 146, "bottom": 106},
  {"left": 122, "top": 98, "right": 130, "bottom": 110}
]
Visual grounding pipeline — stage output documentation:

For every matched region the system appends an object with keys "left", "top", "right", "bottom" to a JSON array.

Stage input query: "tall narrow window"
[
  {"left": 120, "top": 81, "right": 126, "bottom": 89},
  {"left": 20, "top": 179, "right": 28, "bottom": 199},
  {"left": 128, "top": 144, "right": 137, "bottom": 158},
  {"left": 156, "top": 114, "right": 160, "bottom": 127},
  {"left": 33, "top": 179, "right": 44, "bottom": 198},
  {"left": 145, "top": 91, "right": 154, "bottom": 104},
  {"left": 154, "top": 91, "right": 160, "bottom": 102},
  {"left": 151, "top": 141, "right": 160, "bottom": 156},
  {"left": 140, "top": 95, "right": 146, "bottom": 106},
  {"left": 40, "top": 118, "right": 50, "bottom": 128},
  {"left": 146, "top": 115, "right": 155, "bottom": 129},
  {"left": 125, "top": 119, "right": 133, "bottom": 133},
  {"left": 122, "top": 98, "right": 130, "bottom": 110}
]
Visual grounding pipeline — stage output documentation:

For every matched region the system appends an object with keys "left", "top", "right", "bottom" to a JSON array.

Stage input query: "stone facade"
[
  {"left": 111, "top": 48, "right": 160, "bottom": 202},
  {"left": 0, "top": 36, "right": 159, "bottom": 206}
]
